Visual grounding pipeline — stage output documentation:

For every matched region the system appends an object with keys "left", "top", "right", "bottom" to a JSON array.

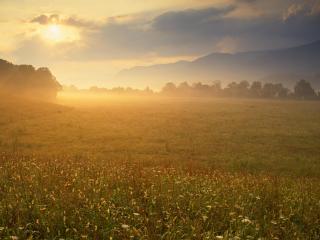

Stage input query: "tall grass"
[
  {"left": 0, "top": 97, "right": 320, "bottom": 239},
  {"left": 0, "top": 154, "right": 319, "bottom": 239}
]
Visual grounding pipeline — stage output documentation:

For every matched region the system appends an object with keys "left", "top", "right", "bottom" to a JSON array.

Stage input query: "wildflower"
[
  {"left": 121, "top": 224, "right": 130, "bottom": 229},
  {"left": 241, "top": 218, "right": 251, "bottom": 224}
]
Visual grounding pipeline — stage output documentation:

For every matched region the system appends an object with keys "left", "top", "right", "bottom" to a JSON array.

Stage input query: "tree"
[
  {"left": 294, "top": 79, "right": 316, "bottom": 99},
  {"left": 262, "top": 83, "right": 289, "bottom": 98},
  {"left": 192, "top": 82, "right": 211, "bottom": 96},
  {"left": 0, "top": 59, "right": 61, "bottom": 100},
  {"left": 210, "top": 81, "right": 222, "bottom": 96},
  {"left": 143, "top": 86, "right": 153, "bottom": 95},
  {"left": 162, "top": 82, "right": 177, "bottom": 95},
  {"left": 238, "top": 80, "right": 250, "bottom": 97},
  {"left": 177, "top": 82, "right": 192, "bottom": 96},
  {"left": 250, "top": 81, "right": 262, "bottom": 97},
  {"left": 225, "top": 82, "right": 239, "bottom": 97},
  {"left": 238, "top": 80, "right": 250, "bottom": 90},
  {"left": 224, "top": 81, "right": 249, "bottom": 97},
  {"left": 274, "top": 83, "right": 289, "bottom": 98},
  {"left": 178, "top": 82, "right": 190, "bottom": 90}
]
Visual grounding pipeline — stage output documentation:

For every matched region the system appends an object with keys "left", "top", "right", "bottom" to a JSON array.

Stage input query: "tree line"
[
  {"left": 161, "top": 80, "right": 319, "bottom": 100},
  {"left": 67, "top": 79, "right": 319, "bottom": 100},
  {"left": 0, "top": 59, "right": 62, "bottom": 99},
  {"left": 64, "top": 85, "right": 154, "bottom": 96},
  {"left": 2, "top": 57, "right": 318, "bottom": 101}
]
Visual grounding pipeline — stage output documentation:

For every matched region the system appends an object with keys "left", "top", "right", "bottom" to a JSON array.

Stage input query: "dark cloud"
[
  {"left": 152, "top": 6, "right": 235, "bottom": 32},
  {"left": 25, "top": 4, "right": 320, "bottom": 62},
  {"left": 30, "top": 14, "right": 98, "bottom": 28},
  {"left": 283, "top": 0, "right": 320, "bottom": 20},
  {"left": 31, "top": 14, "right": 60, "bottom": 25},
  {"left": 235, "top": 0, "right": 257, "bottom": 3}
]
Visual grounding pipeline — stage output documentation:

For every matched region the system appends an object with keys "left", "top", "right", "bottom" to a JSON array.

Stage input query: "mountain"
[{"left": 117, "top": 40, "right": 320, "bottom": 89}]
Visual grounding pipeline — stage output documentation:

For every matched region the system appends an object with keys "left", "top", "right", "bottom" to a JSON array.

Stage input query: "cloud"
[
  {"left": 283, "top": 0, "right": 320, "bottom": 20},
  {"left": 30, "top": 14, "right": 99, "bottom": 28},
  {"left": 151, "top": 6, "right": 235, "bottom": 32},
  {"left": 15, "top": 3, "right": 320, "bottom": 64},
  {"left": 67, "top": 6, "right": 236, "bottom": 60},
  {"left": 66, "top": 4, "right": 320, "bottom": 60},
  {"left": 234, "top": 0, "right": 257, "bottom": 4},
  {"left": 283, "top": 3, "right": 307, "bottom": 20},
  {"left": 216, "top": 37, "right": 239, "bottom": 53},
  {"left": 310, "top": 2, "right": 320, "bottom": 15},
  {"left": 5, "top": 1, "right": 320, "bottom": 88},
  {"left": 31, "top": 14, "right": 59, "bottom": 25}
]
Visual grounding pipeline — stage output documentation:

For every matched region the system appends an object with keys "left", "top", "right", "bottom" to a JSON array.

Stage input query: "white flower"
[
  {"left": 241, "top": 218, "right": 251, "bottom": 224},
  {"left": 121, "top": 224, "right": 130, "bottom": 229}
]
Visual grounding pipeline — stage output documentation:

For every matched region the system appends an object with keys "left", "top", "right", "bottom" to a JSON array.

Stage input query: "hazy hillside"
[{"left": 118, "top": 41, "right": 320, "bottom": 89}]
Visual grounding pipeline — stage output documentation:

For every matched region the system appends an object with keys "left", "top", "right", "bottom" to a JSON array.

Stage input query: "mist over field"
[{"left": 1, "top": 0, "right": 320, "bottom": 239}]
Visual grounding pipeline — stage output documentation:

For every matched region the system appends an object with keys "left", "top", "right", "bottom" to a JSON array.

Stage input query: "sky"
[{"left": 0, "top": 0, "right": 320, "bottom": 88}]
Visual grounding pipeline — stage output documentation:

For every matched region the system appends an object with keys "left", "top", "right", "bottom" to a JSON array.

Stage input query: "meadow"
[{"left": 0, "top": 95, "right": 319, "bottom": 239}]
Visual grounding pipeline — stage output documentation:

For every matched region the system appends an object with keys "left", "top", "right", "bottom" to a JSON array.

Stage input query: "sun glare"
[
  {"left": 43, "top": 24, "right": 63, "bottom": 42},
  {"left": 41, "top": 24, "right": 79, "bottom": 44}
]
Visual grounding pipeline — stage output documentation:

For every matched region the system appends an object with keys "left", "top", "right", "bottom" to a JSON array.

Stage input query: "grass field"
[{"left": 0, "top": 95, "right": 319, "bottom": 239}]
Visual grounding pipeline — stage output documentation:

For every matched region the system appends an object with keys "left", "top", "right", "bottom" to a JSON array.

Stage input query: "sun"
[
  {"left": 42, "top": 24, "right": 63, "bottom": 42},
  {"left": 41, "top": 24, "right": 80, "bottom": 44}
]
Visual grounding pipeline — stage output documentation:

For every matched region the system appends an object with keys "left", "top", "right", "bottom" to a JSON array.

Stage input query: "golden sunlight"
[
  {"left": 1, "top": 1, "right": 320, "bottom": 239},
  {"left": 41, "top": 24, "right": 79, "bottom": 43}
]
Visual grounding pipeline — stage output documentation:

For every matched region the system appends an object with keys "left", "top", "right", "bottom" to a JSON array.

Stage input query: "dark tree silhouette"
[
  {"left": 239, "top": 80, "right": 250, "bottom": 90},
  {"left": 225, "top": 82, "right": 239, "bottom": 97},
  {"left": 192, "top": 82, "right": 211, "bottom": 96},
  {"left": 238, "top": 80, "right": 250, "bottom": 97},
  {"left": 160, "top": 80, "right": 294, "bottom": 99},
  {"left": 210, "top": 81, "right": 222, "bottom": 96},
  {"left": 162, "top": 82, "right": 177, "bottom": 95},
  {"left": 143, "top": 87, "right": 153, "bottom": 95},
  {"left": 261, "top": 83, "right": 289, "bottom": 98},
  {"left": 224, "top": 81, "right": 249, "bottom": 97},
  {"left": 262, "top": 83, "right": 276, "bottom": 98},
  {"left": 178, "top": 82, "right": 190, "bottom": 90},
  {"left": 250, "top": 81, "right": 262, "bottom": 97},
  {"left": 177, "top": 82, "right": 192, "bottom": 96},
  {"left": 0, "top": 59, "right": 61, "bottom": 100},
  {"left": 275, "top": 84, "right": 290, "bottom": 98},
  {"left": 294, "top": 79, "right": 316, "bottom": 99}
]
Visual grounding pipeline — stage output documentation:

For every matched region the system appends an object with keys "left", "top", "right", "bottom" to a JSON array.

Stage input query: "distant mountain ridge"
[{"left": 117, "top": 40, "right": 320, "bottom": 89}]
